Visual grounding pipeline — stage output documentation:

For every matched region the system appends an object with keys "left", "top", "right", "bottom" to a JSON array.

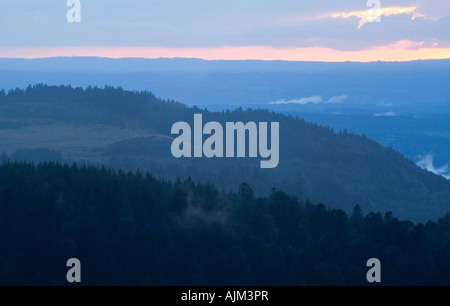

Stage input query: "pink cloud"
[
  {"left": 388, "top": 40, "right": 425, "bottom": 50},
  {"left": 0, "top": 44, "right": 449, "bottom": 62},
  {"left": 328, "top": 6, "right": 425, "bottom": 29}
]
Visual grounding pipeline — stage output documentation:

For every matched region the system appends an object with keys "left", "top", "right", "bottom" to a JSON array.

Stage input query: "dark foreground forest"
[{"left": 0, "top": 162, "right": 449, "bottom": 285}]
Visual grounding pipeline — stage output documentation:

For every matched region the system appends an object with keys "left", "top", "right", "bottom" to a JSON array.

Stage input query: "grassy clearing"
[{"left": 0, "top": 122, "right": 152, "bottom": 162}]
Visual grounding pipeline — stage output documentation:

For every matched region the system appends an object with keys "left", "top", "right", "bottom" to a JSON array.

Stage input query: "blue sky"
[{"left": 0, "top": 0, "right": 449, "bottom": 61}]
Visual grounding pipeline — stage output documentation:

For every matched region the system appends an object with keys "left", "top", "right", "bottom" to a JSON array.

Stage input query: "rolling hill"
[{"left": 1, "top": 84, "right": 450, "bottom": 222}]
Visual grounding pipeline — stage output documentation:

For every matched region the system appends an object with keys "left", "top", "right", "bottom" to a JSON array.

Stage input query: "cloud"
[
  {"left": 388, "top": 40, "right": 425, "bottom": 50},
  {"left": 1, "top": 45, "right": 450, "bottom": 62},
  {"left": 269, "top": 96, "right": 323, "bottom": 105},
  {"left": 0, "top": 1, "right": 448, "bottom": 56},
  {"left": 269, "top": 95, "right": 347, "bottom": 105},
  {"left": 376, "top": 102, "right": 393, "bottom": 107},
  {"left": 374, "top": 111, "right": 396, "bottom": 117},
  {"left": 417, "top": 154, "right": 450, "bottom": 180},
  {"left": 327, "top": 95, "right": 348, "bottom": 103},
  {"left": 327, "top": 6, "right": 425, "bottom": 29}
]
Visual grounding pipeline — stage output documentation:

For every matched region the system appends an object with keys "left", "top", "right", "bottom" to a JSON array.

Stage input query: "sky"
[{"left": 0, "top": 0, "right": 449, "bottom": 61}]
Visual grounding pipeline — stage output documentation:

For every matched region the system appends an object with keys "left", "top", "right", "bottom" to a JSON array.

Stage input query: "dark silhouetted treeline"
[{"left": 0, "top": 162, "right": 450, "bottom": 285}]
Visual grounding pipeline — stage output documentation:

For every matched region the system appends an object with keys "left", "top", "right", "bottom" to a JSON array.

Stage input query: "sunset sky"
[{"left": 1, "top": 0, "right": 449, "bottom": 62}]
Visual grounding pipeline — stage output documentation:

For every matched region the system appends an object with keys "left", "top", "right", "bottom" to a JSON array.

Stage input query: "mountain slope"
[{"left": 1, "top": 84, "right": 449, "bottom": 221}]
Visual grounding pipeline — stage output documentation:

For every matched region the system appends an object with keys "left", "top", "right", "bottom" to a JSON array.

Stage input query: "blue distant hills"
[
  {"left": 0, "top": 57, "right": 449, "bottom": 115},
  {"left": 1, "top": 57, "right": 449, "bottom": 181}
]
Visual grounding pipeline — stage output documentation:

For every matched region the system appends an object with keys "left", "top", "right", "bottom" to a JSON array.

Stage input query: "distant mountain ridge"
[
  {"left": 2, "top": 57, "right": 450, "bottom": 73},
  {"left": 1, "top": 57, "right": 449, "bottom": 116},
  {"left": 0, "top": 84, "right": 449, "bottom": 222}
]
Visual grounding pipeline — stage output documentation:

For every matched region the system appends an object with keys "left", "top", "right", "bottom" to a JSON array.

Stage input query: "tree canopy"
[{"left": 0, "top": 162, "right": 449, "bottom": 285}]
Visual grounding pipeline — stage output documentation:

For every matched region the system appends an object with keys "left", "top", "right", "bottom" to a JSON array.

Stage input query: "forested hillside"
[
  {"left": 1, "top": 162, "right": 450, "bottom": 285},
  {"left": 0, "top": 85, "right": 450, "bottom": 221}
]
